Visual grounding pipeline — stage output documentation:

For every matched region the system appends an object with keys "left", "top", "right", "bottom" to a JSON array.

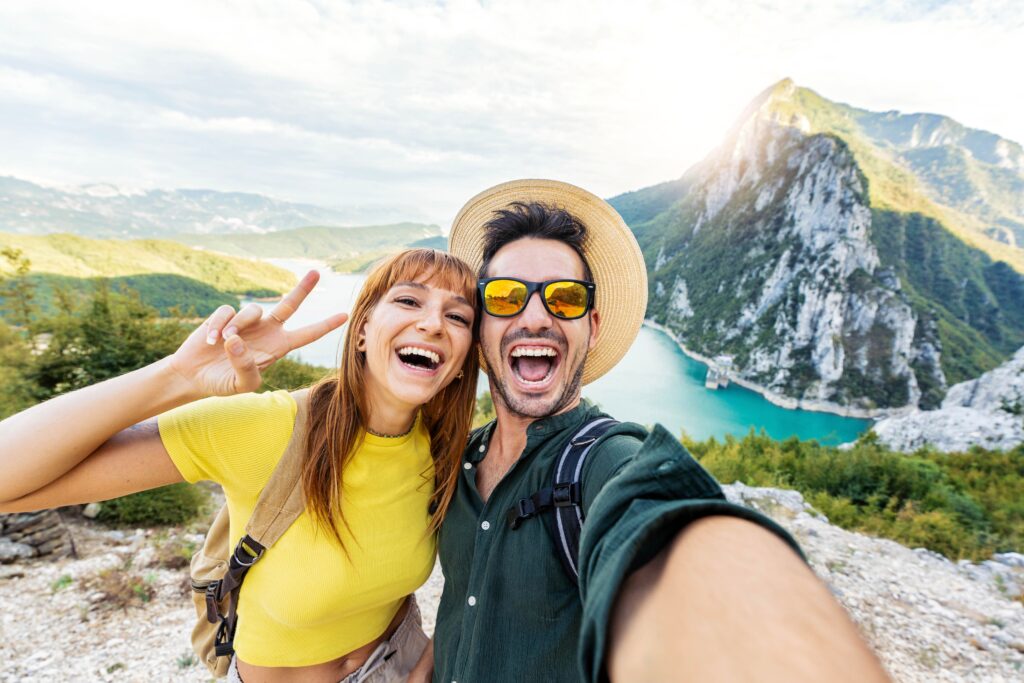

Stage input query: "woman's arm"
[
  {"left": 0, "top": 414, "right": 184, "bottom": 513},
  {"left": 0, "top": 352, "right": 203, "bottom": 505},
  {"left": 0, "top": 271, "right": 346, "bottom": 508}
]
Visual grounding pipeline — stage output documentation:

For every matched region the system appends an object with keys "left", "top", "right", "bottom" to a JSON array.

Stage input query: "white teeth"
[
  {"left": 398, "top": 346, "right": 441, "bottom": 364},
  {"left": 510, "top": 347, "right": 557, "bottom": 358}
]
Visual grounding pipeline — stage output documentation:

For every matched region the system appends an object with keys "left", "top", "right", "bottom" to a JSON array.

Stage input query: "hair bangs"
[{"left": 381, "top": 249, "right": 476, "bottom": 303}]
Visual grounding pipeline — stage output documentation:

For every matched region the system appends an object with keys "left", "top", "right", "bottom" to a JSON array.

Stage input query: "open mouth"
[
  {"left": 396, "top": 346, "right": 443, "bottom": 372},
  {"left": 509, "top": 345, "right": 560, "bottom": 386}
]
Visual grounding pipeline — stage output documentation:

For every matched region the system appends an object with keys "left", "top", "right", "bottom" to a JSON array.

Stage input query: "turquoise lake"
[{"left": 244, "top": 260, "right": 870, "bottom": 446}]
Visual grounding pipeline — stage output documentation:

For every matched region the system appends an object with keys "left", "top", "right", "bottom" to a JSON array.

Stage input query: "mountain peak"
[
  {"left": 719, "top": 78, "right": 812, "bottom": 152},
  {"left": 768, "top": 77, "right": 796, "bottom": 96}
]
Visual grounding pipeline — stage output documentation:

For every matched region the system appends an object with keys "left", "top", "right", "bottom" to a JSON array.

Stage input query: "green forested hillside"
[
  {"left": 8, "top": 273, "right": 241, "bottom": 318},
  {"left": 608, "top": 175, "right": 696, "bottom": 227},
  {"left": 871, "top": 210, "right": 1024, "bottom": 385},
  {"left": 173, "top": 223, "right": 443, "bottom": 270},
  {"left": 0, "top": 232, "right": 295, "bottom": 295}
]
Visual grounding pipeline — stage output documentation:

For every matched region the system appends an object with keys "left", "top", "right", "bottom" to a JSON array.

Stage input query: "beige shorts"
[{"left": 228, "top": 597, "right": 429, "bottom": 683}]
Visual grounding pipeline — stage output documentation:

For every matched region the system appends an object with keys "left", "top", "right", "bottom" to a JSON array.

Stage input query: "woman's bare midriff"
[{"left": 235, "top": 597, "right": 411, "bottom": 683}]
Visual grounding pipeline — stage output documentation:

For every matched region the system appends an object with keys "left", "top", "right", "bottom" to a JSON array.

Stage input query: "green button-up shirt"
[{"left": 433, "top": 401, "right": 801, "bottom": 683}]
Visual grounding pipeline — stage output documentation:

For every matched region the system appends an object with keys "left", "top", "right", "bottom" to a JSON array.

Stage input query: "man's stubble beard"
[{"left": 486, "top": 344, "right": 588, "bottom": 420}]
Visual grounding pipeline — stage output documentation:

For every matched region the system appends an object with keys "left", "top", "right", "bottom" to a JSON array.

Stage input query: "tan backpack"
[{"left": 188, "top": 395, "right": 309, "bottom": 677}]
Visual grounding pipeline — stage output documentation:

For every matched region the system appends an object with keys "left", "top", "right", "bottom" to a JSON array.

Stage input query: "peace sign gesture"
[{"left": 169, "top": 271, "right": 348, "bottom": 397}]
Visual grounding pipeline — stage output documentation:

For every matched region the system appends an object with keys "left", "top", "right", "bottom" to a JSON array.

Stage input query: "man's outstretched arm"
[{"left": 608, "top": 515, "right": 889, "bottom": 682}]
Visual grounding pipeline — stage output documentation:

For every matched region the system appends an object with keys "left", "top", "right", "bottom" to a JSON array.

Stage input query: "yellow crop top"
[{"left": 158, "top": 390, "right": 435, "bottom": 667}]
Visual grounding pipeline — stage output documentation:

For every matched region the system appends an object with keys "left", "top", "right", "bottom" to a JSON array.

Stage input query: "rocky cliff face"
[
  {"left": 613, "top": 80, "right": 1024, "bottom": 412},
  {"left": 873, "top": 345, "right": 1024, "bottom": 452},
  {"left": 629, "top": 83, "right": 942, "bottom": 410}
]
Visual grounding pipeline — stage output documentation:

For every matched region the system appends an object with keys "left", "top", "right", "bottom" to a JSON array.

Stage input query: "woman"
[{"left": 0, "top": 248, "right": 479, "bottom": 682}]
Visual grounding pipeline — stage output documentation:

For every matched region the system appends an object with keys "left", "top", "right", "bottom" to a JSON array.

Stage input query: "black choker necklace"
[{"left": 366, "top": 421, "right": 415, "bottom": 438}]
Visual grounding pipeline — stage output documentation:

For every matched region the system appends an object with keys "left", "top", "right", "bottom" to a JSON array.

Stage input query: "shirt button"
[
  {"left": 468, "top": 596, "right": 477, "bottom": 606},
  {"left": 478, "top": 444, "right": 486, "bottom": 452},
  {"left": 463, "top": 462, "right": 472, "bottom": 470},
  {"left": 481, "top": 521, "right": 490, "bottom": 531}
]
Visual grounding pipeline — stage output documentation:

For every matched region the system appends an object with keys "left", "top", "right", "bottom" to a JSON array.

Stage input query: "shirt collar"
[{"left": 468, "top": 399, "right": 601, "bottom": 464}]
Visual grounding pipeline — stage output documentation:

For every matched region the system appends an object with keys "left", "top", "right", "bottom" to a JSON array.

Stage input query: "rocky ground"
[
  {"left": 1, "top": 485, "right": 1022, "bottom": 682},
  {"left": 872, "top": 346, "right": 1024, "bottom": 453}
]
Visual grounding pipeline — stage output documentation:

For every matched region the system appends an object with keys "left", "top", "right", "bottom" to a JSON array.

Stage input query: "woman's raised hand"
[{"left": 169, "top": 271, "right": 348, "bottom": 397}]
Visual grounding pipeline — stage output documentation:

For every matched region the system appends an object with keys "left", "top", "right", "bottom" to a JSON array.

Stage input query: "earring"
[{"left": 456, "top": 370, "right": 464, "bottom": 379}]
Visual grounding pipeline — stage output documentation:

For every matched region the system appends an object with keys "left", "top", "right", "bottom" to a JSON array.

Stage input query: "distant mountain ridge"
[
  {"left": 610, "top": 80, "right": 1024, "bottom": 413},
  {"left": 0, "top": 177, "right": 423, "bottom": 238},
  {"left": 175, "top": 222, "right": 444, "bottom": 272}
]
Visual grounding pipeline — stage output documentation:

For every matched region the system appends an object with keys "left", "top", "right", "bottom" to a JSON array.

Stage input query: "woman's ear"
[{"left": 355, "top": 316, "right": 367, "bottom": 352}]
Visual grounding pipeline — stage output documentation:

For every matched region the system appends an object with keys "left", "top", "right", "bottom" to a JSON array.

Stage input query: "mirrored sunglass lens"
[
  {"left": 544, "top": 281, "right": 588, "bottom": 318},
  {"left": 484, "top": 280, "right": 528, "bottom": 315}
]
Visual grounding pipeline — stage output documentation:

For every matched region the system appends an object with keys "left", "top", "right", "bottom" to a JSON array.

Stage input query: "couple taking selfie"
[{"left": 0, "top": 180, "right": 889, "bottom": 682}]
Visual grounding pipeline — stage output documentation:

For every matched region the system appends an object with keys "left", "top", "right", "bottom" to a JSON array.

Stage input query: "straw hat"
[{"left": 449, "top": 179, "right": 648, "bottom": 385}]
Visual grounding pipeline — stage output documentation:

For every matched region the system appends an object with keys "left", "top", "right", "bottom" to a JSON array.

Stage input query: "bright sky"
[{"left": 0, "top": 0, "right": 1020, "bottom": 225}]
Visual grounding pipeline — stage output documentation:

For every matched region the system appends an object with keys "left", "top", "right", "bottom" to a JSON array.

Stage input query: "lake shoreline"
[{"left": 643, "top": 320, "right": 889, "bottom": 422}]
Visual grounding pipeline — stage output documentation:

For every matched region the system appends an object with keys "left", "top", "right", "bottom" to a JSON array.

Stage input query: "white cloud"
[{"left": 0, "top": 0, "right": 1020, "bottom": 223}]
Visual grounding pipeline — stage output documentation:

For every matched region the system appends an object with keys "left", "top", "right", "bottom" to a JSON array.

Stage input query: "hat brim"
[{"left": 449, "top": 179, "right": 648, "bottom": 385}]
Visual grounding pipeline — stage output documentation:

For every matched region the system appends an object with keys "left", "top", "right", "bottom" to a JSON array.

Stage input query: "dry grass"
[
  {"left": 147, "top": 536, "right": 197, "bottom": 570},
  {"left": 83, "top": 568, "right": 155, "bottom": 610}
]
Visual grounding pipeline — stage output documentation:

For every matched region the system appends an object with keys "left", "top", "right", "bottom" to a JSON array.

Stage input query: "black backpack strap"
[
  {"left": 209, "top": 535, "right": 266, "bottom": 656},
  {"left": 506, "top": 417, "right": 619, "bottom": 583},
  {"left": 548, "top": 418, "right": 619, "bottom": 582}
]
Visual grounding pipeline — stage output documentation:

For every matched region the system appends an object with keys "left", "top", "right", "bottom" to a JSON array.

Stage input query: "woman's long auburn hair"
[{"left": 302, "top": 249, "right": 479, "bottom": 546}]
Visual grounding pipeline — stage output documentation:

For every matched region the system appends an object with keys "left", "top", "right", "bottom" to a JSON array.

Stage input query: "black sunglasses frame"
[{"left": 478, "top": 277, "right": 596, "bottom": 320}]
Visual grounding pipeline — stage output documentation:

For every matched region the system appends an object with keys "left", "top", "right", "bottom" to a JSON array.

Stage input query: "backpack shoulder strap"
[
  {"left": 243, "top": 390, "right": 310, "bottom": 548},
  {"left": 546, "top": 417, "right": 618, "bottom": 583},
  {"left": 505, "top": 417, "right": 619, "bottom": 584}
]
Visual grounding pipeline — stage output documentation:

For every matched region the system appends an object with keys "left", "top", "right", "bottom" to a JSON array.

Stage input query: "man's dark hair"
[{"left": 479, "top": 201, "right": 593, "bottom": 281}]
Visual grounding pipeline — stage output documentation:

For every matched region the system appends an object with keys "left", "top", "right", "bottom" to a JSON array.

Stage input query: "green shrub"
[
  {"left": 259, "top": 358, "right": 332, "bottom": 392},
  {"left": 96, "top": 484, "right": 208, "bottom": 526},
  {"left": 688, "top": 430, "right": 1023, "bottom": 560}
]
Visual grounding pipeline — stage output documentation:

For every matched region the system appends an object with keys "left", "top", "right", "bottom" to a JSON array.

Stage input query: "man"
[{"left": 416, "top": 179, "right": 888, "bottom": 682}]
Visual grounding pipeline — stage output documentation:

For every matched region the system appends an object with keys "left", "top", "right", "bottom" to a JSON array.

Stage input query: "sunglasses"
[{"left": 478, "top": 277, "right": 596, "bottom": 320}]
